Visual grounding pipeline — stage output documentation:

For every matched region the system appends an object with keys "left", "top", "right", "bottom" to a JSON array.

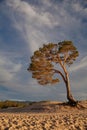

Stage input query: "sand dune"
[{"left": 0, "top": 100, "right": 87, "bottom": 130}]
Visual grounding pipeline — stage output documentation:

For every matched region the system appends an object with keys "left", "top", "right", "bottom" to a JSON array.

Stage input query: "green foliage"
[{"left": 28, "top": 41, "right": 79, "bottom": 85}]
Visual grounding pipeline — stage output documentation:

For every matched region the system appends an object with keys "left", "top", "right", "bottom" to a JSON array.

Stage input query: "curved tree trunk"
[
  {"left": 54, "top": 66, "right": 77, "bottom": 105},
  {"left": 65, "top": 72, "right": 76, "bottom": 105}
]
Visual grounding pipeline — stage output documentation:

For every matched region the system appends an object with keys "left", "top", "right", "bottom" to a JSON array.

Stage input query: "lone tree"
[{"left": 27, "top": 41, "right": 79, "bottom": 105}]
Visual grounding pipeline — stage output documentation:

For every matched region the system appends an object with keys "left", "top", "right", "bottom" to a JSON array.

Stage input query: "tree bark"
[
  {"left": 65, "top": 72, "right": 76, "bottom": 105},
  {"left": 54, "top": 67, "right": 77, "bottom": 105}
]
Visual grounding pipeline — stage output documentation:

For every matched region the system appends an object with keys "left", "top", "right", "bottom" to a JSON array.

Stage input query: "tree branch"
[
  {"left": 57, "top": 53, "right": 67, "bottom": 76},
  {"left": 53, "top": 69, "right": 66, "bottom": 83}
]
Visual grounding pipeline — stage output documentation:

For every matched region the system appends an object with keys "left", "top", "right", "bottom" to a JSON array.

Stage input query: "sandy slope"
[{"left": 0, "top": 100, "right": 87, "bottom": 130}]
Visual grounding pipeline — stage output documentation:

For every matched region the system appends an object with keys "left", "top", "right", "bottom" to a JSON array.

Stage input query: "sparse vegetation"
[
  {"left": 0, "top": 100, "right": 28, "bottom": 109},
  {"left": 0, "top": 100, "right": 51, "bottom": 109}
]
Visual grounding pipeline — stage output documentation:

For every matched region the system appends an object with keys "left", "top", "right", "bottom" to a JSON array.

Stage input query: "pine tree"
[{"left": 28, "top": 41, "right": 79, "bottom": 105}]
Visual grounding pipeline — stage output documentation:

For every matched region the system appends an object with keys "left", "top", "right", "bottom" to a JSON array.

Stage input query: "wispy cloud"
[
  {"left": 69, "top": 56, "right": 87, "bottom": 72},
  {"left": 5, "top": 0, "right": 59, "bottom": 53},
  {"left": 5, "top": 0, "right": 87, "bottom": 54},
  {"left": 0, "top": 55, "right": 22, "bottom": 83},
  {"left": 0, "top": 0, "right": 87, "bottom": 100}
]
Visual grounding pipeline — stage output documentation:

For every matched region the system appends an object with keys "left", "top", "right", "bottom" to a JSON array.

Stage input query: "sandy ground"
[{"left": 0, "top": 100, "right": 87, "bottom": 130}]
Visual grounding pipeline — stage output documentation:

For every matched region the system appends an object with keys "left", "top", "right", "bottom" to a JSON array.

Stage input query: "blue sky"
[{"left": 0, "top": 0, "right": 87, "bottom": 101}]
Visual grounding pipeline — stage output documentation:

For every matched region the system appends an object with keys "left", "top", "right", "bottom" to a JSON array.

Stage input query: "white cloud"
[
  {"left": 69, "top": 56, "right": 87, "bottom": 72},
  {"left": 5, "top": 0, "right": 60, "bottom": 53},
  {"left": 0, "top": 55, "right": 22, "bottom": 83},
  {"left": 72, "top": 2, "right": 82, "bottom": 12},
  {"left": 6, "top": 0, "right": 59, "bottom": 28},
  {"left": 4, "top": 0, "right": 87, "bottom": 56},
  {"left": 71, "top": 1, "right": 87, "bottom": 22}
]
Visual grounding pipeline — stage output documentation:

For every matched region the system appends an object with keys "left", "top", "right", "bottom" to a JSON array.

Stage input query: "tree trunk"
[{"left": 65, "top": 72, "right": 76, "bottom": 105}]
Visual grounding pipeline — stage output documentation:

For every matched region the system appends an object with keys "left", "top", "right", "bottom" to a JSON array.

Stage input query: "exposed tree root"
[
  {"left": 76, "top": 101, "right": 87, "bottom": 109},
  {"left": 67, "top": 101, "right": 78, "bottom": 107},
  {"left": 67, "top": 100, "right": 87, "bottom": 109}
]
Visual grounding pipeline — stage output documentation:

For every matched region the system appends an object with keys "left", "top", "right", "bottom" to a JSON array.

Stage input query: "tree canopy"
[
  {"left": 28, "top": 41, "right": 79, "bottom": 85},
  {"left": 28, "top": 41, "right": 79, "bottom": 104}
]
